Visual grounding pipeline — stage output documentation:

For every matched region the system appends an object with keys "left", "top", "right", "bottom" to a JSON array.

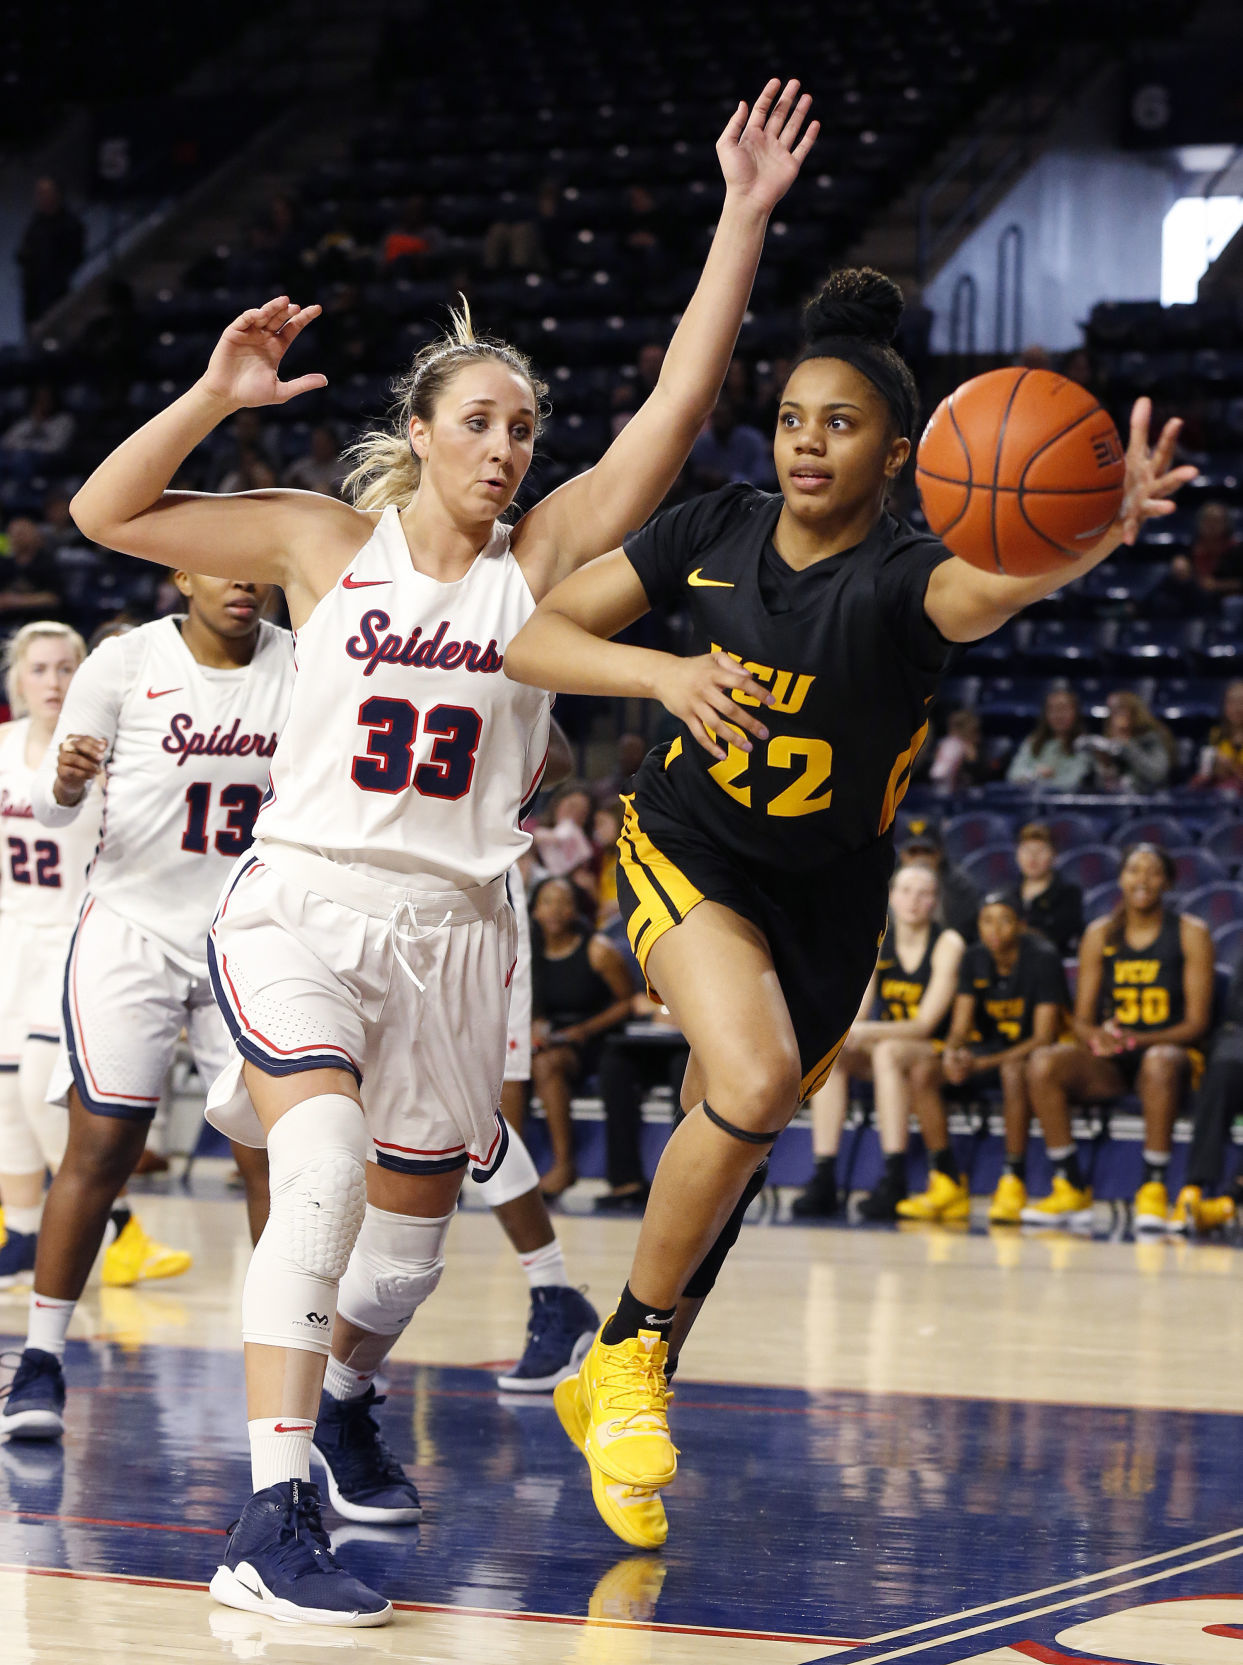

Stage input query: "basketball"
[{"left": 915, "top": 367, "right": 1126, "bottom": 577}]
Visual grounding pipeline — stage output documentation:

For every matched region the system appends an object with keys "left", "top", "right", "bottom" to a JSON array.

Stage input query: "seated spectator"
[
  {"left": 1023, "top": 844, "right": 1213, "bottom": 1230},
  {"left": 689, "top": 396, "right": 776, "bottom": 491},
  {"left": 381, "top": 194, "right": 444, "bottom": 272},
  {"left": 284, "top": 424, "right": 346, "bottom": 498},
  {"left": 0, "top": 517, "right": 63, "bottom": 626},
  {"left": 1170, "top": 949, "right": 1243, "bottom": 1233},
  {"left": 40, "top": 490, "right": 89, "bottom": 553},
  {"left": 898, "top": 817, "right": 980, "bottom": 942},
  {"left": 929, "top": 709, "right": 987, "bottom": 791},
  {"left": 1, "top": 383, "right": 75, "bottom": 456},
  {"left": 1189, "top": 502, "right": 1243, "bottom": 595},
  {"left": 1007, "top": 685, "right": 1091, "bottom": 791},
  {"left": 794, "top": 864, "right": 965, "bottom": 1222},
  {"left": 1078, "top": 690, "right": 1175, "bottom": 793},
  {"left": 592, "top": 800, "right": 624, "bottom": 927},
  {"left": 595, "top": 995, "right": 688, "bottom": 1213},
  {"left": 594, "top": 730, "right": 647, "bottom": 806},
  {"left": 1014, "top": 821, "right": 1083, "bottom": 955},
  {"left": 16, "top": 177, "right": 84, "bottom": 326},
  {"left": 531, "top": 779, "right": 596, "bottom": 887},
  {"left": 483, "top": 177, "right": 567, "bottom": 273},
  {"left": 1147, "top": 550, "right": 1216, "bottom": 618},
  {"left": 1192, "top": 678, "right": 1243, "bottom": 794},
  {"left": 897, "top": 894, "right": 1068, "bottom": 1225},
  {"left": 530, "top": 877, "right": 634, "bottom": 1199}
]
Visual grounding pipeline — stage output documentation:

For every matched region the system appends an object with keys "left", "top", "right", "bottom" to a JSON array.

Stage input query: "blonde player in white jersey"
[
  {"left": 0, "top": 624, "right": 97, "bottom": 1286},
  {"left": 60, "top": 80, "right": 818, "bottom": 1628},
  {"left": 1, "top": 574, "right": 294, "bottom": 1443}
]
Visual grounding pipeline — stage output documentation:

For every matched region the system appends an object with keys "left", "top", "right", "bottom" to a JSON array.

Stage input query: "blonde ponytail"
[{"left": 342, "top": 297, "right": 548, "bottom": 512}]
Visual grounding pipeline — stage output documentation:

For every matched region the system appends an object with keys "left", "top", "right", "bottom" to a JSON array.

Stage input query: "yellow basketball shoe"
[
  {"left": 571, "top": 1325, "right": 676, "bottom": 1491},
  {"left": 1167, "top": 1185, "right": 1200, "bottom": 1235},
  {"left": 1133, "top": 1180, "right": 1170, "bottom": 1234},
  {"left": 1172, "top": 1185, "right": 1236, "bottom": 1235},
  {"left": 987, "top": 1173, "right": 1027, "bottom": 1225},
  {"left": 895, "top": 1171, "right": 970, "bottom": 1222},
  {"left": 1019, "top": 1176, "right": 1093, "bottom": 1228},
  {"left": 554, "top": 1359, "right": 669, "bottom": 1549},
  {"left": 101, "top": 1215, "right": 193, "bottom": 1287}
]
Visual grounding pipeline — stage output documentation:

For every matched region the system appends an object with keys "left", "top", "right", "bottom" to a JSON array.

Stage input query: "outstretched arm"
[
  {"left": 515, "top": 80, "right": 818, "bottom": 596},
  {"left": 925, "top": 399, "right": 1197, "bottom": 642},
  {"left": 69, "top": 297, "right": 360, "bottom": 598}
]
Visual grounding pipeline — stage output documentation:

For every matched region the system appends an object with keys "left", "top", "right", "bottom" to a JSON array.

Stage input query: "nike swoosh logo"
[
  {"left": 273, "top": 1423, "right": 315, "bottom": 1434},
  {"left": 687, "top": 569, "right": 734, "bottom": 589},
  {"left": 342, "top": 573, "right": 391, "bottom": 590},
  {"left": 146, "top": 686, "right": 181, "bottom": 700}
]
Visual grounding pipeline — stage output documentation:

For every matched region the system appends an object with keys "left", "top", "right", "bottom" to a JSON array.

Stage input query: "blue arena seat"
[
  {"left": 1182, "top": 882, "right": 1243, "bottom": 931},
  {"left": 1110, "top": 813, "right": 1192, "bottom": 850},
  {"left": 959, "top": 844, "right": 1019, "bottom": 890},
  {"left": 1043, "top": 813, "right": 1111, "bottom": 851},
  {"left": 1083, "top": 880, "right": 1122, "bottom": 921},
  {"left": 1106, "top": 619, "right": 1200, "bottom": 674},
  {"left": 1168, "top": 848, "right": 1229, "bottom": 889},
  {"left": 1016, "top": 619, "right": 1105, "bottom": 675},
  {"left": 1201, "top": 816, "right": 1243, "bottom": 872},
  {"left": 1057, "top": 845, "right": 1118, "bottom": 889},
  {"left": 941, "top": 812, "right": 1014, "bottom": 860},
  {"left": 1210, "top": 918, "right": 1243, "bottom": 967}
]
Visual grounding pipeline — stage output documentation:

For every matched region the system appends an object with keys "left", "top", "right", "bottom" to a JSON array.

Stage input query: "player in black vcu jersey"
[
  {"left": 793, "top": 862, "right": 964, "bottom": 1222},
  {"left": 897, "top": 892, "right": 1068, "bottom": 1226},
  {"left": 505, "top": 268, "right": 1195, "bottom": 1548},
  {"left": 1023, "top": 845, "right": 1213, "bottom": 1233}
]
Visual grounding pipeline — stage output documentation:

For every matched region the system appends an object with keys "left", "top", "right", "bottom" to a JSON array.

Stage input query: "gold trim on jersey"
[
  {"left": 617, "top": 794, "right": 705, "bottom": 985},
  {"left": 879, "top": 719, "right": 930, "bottom": 835},
  {"left": 801, "top": 1028, "right": 850, "bottom": 1100}
]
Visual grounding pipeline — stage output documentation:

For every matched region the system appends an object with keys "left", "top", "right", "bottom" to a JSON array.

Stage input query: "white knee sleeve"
[
  {"left": 20, "top": 1040, "right": 66, "bottom": 1171},
  {"left": 241, "top": 1094, "right": 368, "bottom": 1356},
  {"left": 471, "top": 1123, "right": 539, "bottom": 1209},
  {"left": 0, "top": 1066, "right": 44, "bottom": 1175},
  {"left": 336, "top": 1204, "right": 453, "bottom": 1339}
]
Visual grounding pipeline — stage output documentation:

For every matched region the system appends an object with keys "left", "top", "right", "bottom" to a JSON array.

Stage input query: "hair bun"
[{"left": 802, "top": 267, "right": 904, "bottom": 347}]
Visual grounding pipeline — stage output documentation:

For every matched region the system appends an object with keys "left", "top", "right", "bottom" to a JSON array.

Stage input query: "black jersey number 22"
[{"left": 708, "top": 734, "right": 833, "bottom": 817}]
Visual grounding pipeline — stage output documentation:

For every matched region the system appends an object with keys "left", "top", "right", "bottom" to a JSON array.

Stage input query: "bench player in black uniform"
[
  {"left": 506, "top": 268, "right": 1194, "bottom": 1548},
  {"left": 793, "top": 862, "right": 964, "bottom": 1221},
  {"left": 1023, "top": 845, "right": 1213, "bottom": 1231},
  {"left": 897, "top": 892, "right": 1068, "bottom": 1225}
]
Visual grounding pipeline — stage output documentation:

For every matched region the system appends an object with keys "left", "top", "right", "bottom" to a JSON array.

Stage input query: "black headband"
[{"left": 794, "top": 335, "right": 915, "bottom": 438}]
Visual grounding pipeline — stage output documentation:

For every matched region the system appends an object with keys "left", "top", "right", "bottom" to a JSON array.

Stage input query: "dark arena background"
[{"left": 2, "top": 1, "right": 1243, "bottom": 1660}]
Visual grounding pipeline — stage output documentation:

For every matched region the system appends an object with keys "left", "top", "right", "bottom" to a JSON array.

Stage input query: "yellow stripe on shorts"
[
  {"left": 618, "top": 794, "right": 704, "bottom": 979},
  {"left": 800, "top": 1028, "right": 850, "bottom": 1101}
]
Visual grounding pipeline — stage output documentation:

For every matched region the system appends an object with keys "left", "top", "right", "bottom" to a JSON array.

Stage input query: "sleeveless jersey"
[
  {"left": 1099, "top": 910, "right": 1185, "bottom": 1033},
  {"left": 32, "top": 617, "right": 294, "bottom": 975},
  {"left": 959, "top": 932, "right": 1069, "bottom": 1047},
  {"left": 253, "top": 504, "right": 551, "bottom": 891},
  {"left": 875, "top": 921, "right": 944, "bottom": 1027},
  {"left": 0, "top": 718, "right": 102, "bottom": 928},
  {"left": 623, "top": 484, "right": 953, "bottom": 873}
]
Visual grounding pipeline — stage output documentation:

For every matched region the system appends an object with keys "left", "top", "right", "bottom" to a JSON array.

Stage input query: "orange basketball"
[{"left": 915, "top": 368, "right": 1125, "bottom": 577}]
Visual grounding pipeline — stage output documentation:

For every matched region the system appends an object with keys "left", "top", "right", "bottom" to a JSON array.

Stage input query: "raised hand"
[
  {"left": 716, "top": 79, "right": 820, "bottom": 214},
  {"left": 657, "top": 652, "right": 775, "bottom": 762},
  {"left": 200, "top": 296, "right": 327, "bottom": 410},
  {"left": 1113, "top": 397, "right": 1198, "bottom": 548}
]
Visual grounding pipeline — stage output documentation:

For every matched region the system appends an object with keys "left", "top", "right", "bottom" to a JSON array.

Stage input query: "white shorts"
[
  {"left": 52, "top": 894, "right": 232, "bottom": 1119},
  {"left": 503, "top": 866, "right": 532, "bottom": 1083},
  {"left": 0, "top": 913, "right": 71, "bottom": 1063},
  {"left": 206, "top": 842, "right": 516, "bottom": 1179}
]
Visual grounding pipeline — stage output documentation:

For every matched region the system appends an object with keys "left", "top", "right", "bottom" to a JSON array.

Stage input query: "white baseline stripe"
[
  {"left": 861, "top": 1524, "right": 1243, "bottom": 1644},
  {"left": 848, "top": 1541, "right": 1243, "bottom": 1665}
]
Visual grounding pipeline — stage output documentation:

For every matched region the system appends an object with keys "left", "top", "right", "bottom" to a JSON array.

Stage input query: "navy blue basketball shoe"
[
  {"left": 312, "top": 1386, "right": 422, "bottom": 1523},
  {"left": 1, "top": 1348, "right": 65, "bottom": 1440},
  {"left": 497, "top": 1284, "right": 599, "bottom": 1393},
  {"left": 209, "top": 1478, "right": 392, "bottom": 1627},
  {"left": 0, "top": 1230, "right": 38, "bottom": 1288}
]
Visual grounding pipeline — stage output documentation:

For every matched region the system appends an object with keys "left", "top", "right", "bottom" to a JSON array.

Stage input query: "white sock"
[
  {"left": 1142, "top": 1149, "right": 1170, "bottom": 1168},
  {"left": 519, "top": 1239, "right": 569, "bottom": 1290},
  {"left": 1045, "top": 1145, "right": 1074, "bottom": 1163},
  {"left": 26, "top": 1292, "right": 74, "bottom": 1360},
  {"left": 248, "top": 1416, "right": 314, "bottom": 1493},
  {"left": 323, "top": 1355, "right": 375, "bottom": 1402},
  {"left": 6, "top": 1203, "right": 42, "bottom": 1236}
]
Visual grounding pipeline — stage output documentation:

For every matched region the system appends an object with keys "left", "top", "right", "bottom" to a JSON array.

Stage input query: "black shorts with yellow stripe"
[{"left": 616, "top": 765, "right": 893, "bottom": 1102}]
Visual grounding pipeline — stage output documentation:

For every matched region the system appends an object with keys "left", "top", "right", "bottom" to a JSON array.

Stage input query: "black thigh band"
[{"left": 702, "top": 1100, "right": 782, "bottom": 1146}]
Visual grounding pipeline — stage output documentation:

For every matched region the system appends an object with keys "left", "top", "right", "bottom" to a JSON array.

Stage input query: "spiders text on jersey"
[{"left": 345, "top": 609, "right": 505, "bottom": 678}]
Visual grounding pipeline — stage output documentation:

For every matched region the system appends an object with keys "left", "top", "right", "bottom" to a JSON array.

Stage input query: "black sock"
[
  {"left": 931, "top": 1147, "right": 960, "bottom": 1183},
  {"left": 1050, "top": 1148, "right": 1085, "bottom": 1190},
  {"left": 815, "top": 1155, "right": 837, "bottom": 1187},
  {"left": 106, "top": 1204, "right": 132, "bottom": 1246},
  {"left": 1142, "top": 1152, "right": 1171, "bottom": 1188},
  {"left": 1004, "top": 1153, "right": 1026, "bottom": 1182},
  {"left": 883, "top": 1152, "right": 906, "bottom": 1189},
  {"left": 602, "top": 1283, "right": 676, "bottom": 1346}
]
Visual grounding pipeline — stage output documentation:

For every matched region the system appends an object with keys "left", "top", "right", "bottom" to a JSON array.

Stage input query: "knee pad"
[
  {"left": 241, "top": 1094, "right": 367, "bottom": 1355},
  {"left": 682, "top": 1156, "right": 769, "bottom": 1300},
  {"left": 471, "top": 1124, "right": 538, "bottom": 1209},
  {"left": 336, "top": 1204, "right": 453, "bottom": 1340},
  {"left": 20, "top": 1039, "right": 66, "bottom": 1171},
  {"left": 0, "top": 1065, "right": 44, "bottom": 1175}
]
